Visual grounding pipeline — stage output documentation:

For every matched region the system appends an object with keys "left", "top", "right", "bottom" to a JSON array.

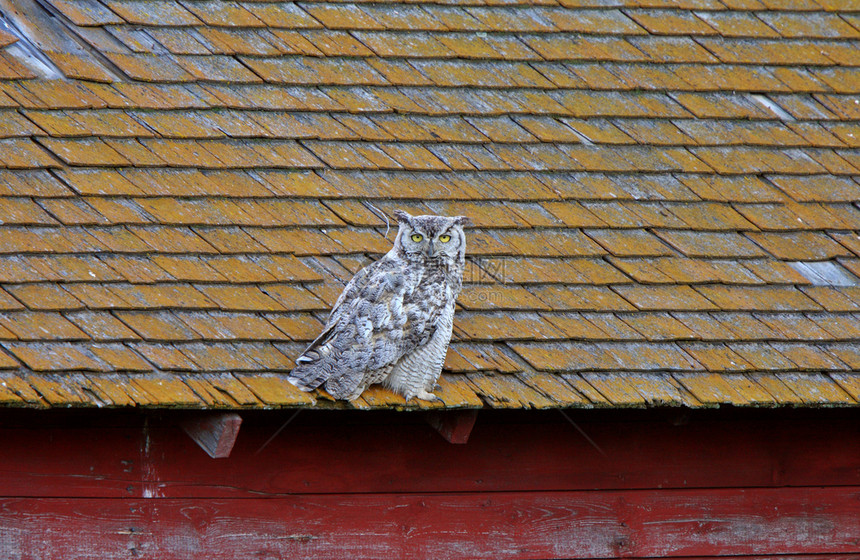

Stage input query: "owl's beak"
[{"left": 427, "top": 242, "right": 438, "bottom": 257}]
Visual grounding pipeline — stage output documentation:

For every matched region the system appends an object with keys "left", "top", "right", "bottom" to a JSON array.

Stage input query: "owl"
[{"left": 288, "top": 210, "right": 470, "bottom": 402}]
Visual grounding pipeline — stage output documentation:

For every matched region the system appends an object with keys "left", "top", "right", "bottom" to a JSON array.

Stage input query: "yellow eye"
[
  {"left": 439, "top": 234, "right": 451, "bottom": 243},
  {"left": 410, "top": 234, "right": 423, "bottom": 242}
]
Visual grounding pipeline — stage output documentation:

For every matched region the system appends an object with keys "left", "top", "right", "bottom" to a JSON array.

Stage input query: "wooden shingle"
[{"left": 0, "top": 0, "right": 858, "bottom": 409}]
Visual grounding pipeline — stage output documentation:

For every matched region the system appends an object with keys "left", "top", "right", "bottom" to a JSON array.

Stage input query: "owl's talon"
[{"left": 413, "top": 389, "right": 442, "bottom": 402}]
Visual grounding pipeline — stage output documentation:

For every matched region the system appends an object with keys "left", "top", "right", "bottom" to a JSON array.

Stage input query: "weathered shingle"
[{"left": 0, "top": 0, "right": 857, "bottom": 409}]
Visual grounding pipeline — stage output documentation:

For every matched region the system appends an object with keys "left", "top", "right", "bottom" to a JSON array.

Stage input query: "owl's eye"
[
  {"left": 439, "top": 234, "right": 451, "bottom": 243},
  {"left": 410, "top": 234, "right": 423, "bottom": 242}
]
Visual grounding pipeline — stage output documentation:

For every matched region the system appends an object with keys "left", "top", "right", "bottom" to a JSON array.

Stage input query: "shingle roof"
[{"left": 0, "top": 0, "right": 858, "bottom": 409}]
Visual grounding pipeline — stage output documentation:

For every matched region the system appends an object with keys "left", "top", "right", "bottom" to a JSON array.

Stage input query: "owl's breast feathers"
[{"left": 287, "top": 254, "right": 461, "bottom": 400}]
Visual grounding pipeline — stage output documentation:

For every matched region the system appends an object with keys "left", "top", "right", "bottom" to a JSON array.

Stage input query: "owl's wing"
[
  {"left": 290, "top": 259, "right": 382, "bottom": 363},
  {"left": 288, "top": 258, "right": 388, "bottom": 383},
  {"left": 288, "top": 257, "right": 438, "bottom": 399},
  {"left": 325, "top": 257, "right": 386, "bottom": 329}
]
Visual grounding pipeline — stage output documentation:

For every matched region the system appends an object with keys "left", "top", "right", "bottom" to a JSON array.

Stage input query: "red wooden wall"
[{"left": 0, "top": 408, "right": 858, "bottom": 559}]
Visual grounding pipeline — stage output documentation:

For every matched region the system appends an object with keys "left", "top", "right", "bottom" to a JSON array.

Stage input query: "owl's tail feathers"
[
  {"left": 288, "top": 349, "right": 333, "bottom": 391},
  {"left": 288, "top": 322, "right": 339, "bottom": 391}
]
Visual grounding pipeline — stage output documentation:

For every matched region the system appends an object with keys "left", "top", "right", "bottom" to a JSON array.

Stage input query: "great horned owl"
[{"left": 288, "top": 210, "right": 470, "bottom": 402}]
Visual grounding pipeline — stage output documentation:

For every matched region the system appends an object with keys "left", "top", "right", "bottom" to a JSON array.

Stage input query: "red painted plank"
[
  {"left": 0, "top": 414, "right": 858, "bottom": 498},
  {"left": 0, "top": 427, "right": 142, "bottom": 498},
  {"left": 1, "top": 488, "right": 859, "bottom": 560}
]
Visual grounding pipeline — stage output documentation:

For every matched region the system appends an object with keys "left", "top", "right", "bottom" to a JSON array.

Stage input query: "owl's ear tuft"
[
  {"left": 392, "top": 209, "right": 413, "bottom": 225},
  {"left": 452, "top": 215, "right": 473, "bottom": 227}
]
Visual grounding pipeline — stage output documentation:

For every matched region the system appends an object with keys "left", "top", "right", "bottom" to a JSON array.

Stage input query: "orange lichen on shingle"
[
  {"left": 130, "top": 374, "right": 203, "bottom": 405},
  {"left": 0, "top": 310, "right": 88, "bottom": 340},
  {"left": 456, "top": 312, "right": 565, "bottom": 342},
  {"left": 540, "top": 312, "right": 609, "bottom": 340},
  {"left": 776, "top": 372, "right": 856, "bottom": 405},
  {"left": 447, "top": 343, "right": 522, "bottom": 374},
  {"left": 458, "top": 284, "right": 552, "bottom": 311},
  {"left": 0, "top": 138, "right": 62, "bottom": 168},
  {"left": 115, "top": 311, "right": 200, "bottom": 341},
  {"left": 4, "top": 284, "right": 82, "bottom": 310},
  {"left": 801, "top": 287, "right": 860, "bottom": 313},
  {"left": 673, "top": 373, "right": 753, "bottom": 406},
  {"left": 233, "top": 372, "right": 316, "bottom": 406},
  {"left": 466, "top": 374, "right": 557, "bottom": 409},
  {"left": 681, "top": 343, "right": 754, "bottom": 372},
  {"left": 695, "top": 285, "right": 822, "bottom": 312},
  {"left": 0, "top": 28, "right": 18, "bottom": 49},
  {"left": 613, "top": 285, "right": 719, "bottom": 311},
  {"left": 585, "top": 229, "right": 675, "bottom": 257},
  {"left": 618, "top": 313, "right": 697, "bottom": 341},
  {"left": 4, "top": 342, "right": 106, "bottom": 371},
  {"left": 89, "top": 344, "right": 152, "bottom": 371},
  {"left": 771, "top": 343, "right": 847, "bottom": 371},
  {"left": 655, "top": 231, "right": 767, "bottom": 258},
  {"left": 746, "top": 231, "right": 853, "bottom": 260}
]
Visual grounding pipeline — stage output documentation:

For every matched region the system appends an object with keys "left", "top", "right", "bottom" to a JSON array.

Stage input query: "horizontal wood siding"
[
  {"left": 0, "top": 409, "right": 858, "bottom": 559},
  {"left": 3, "top": 489, "right": 860, "bottom": 560}
]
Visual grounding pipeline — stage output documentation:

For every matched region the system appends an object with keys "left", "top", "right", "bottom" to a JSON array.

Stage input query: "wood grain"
[
  {"left": 179, "top": 412, "right": 242, "bottom": 458},
  {"left": 1, "top": 488, "right": 858, "bottom": 560}
]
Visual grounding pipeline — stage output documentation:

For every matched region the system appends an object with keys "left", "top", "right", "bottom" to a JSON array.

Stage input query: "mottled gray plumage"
[{"left": 288, "top": 210, "right": 470, "bottom": 401}]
